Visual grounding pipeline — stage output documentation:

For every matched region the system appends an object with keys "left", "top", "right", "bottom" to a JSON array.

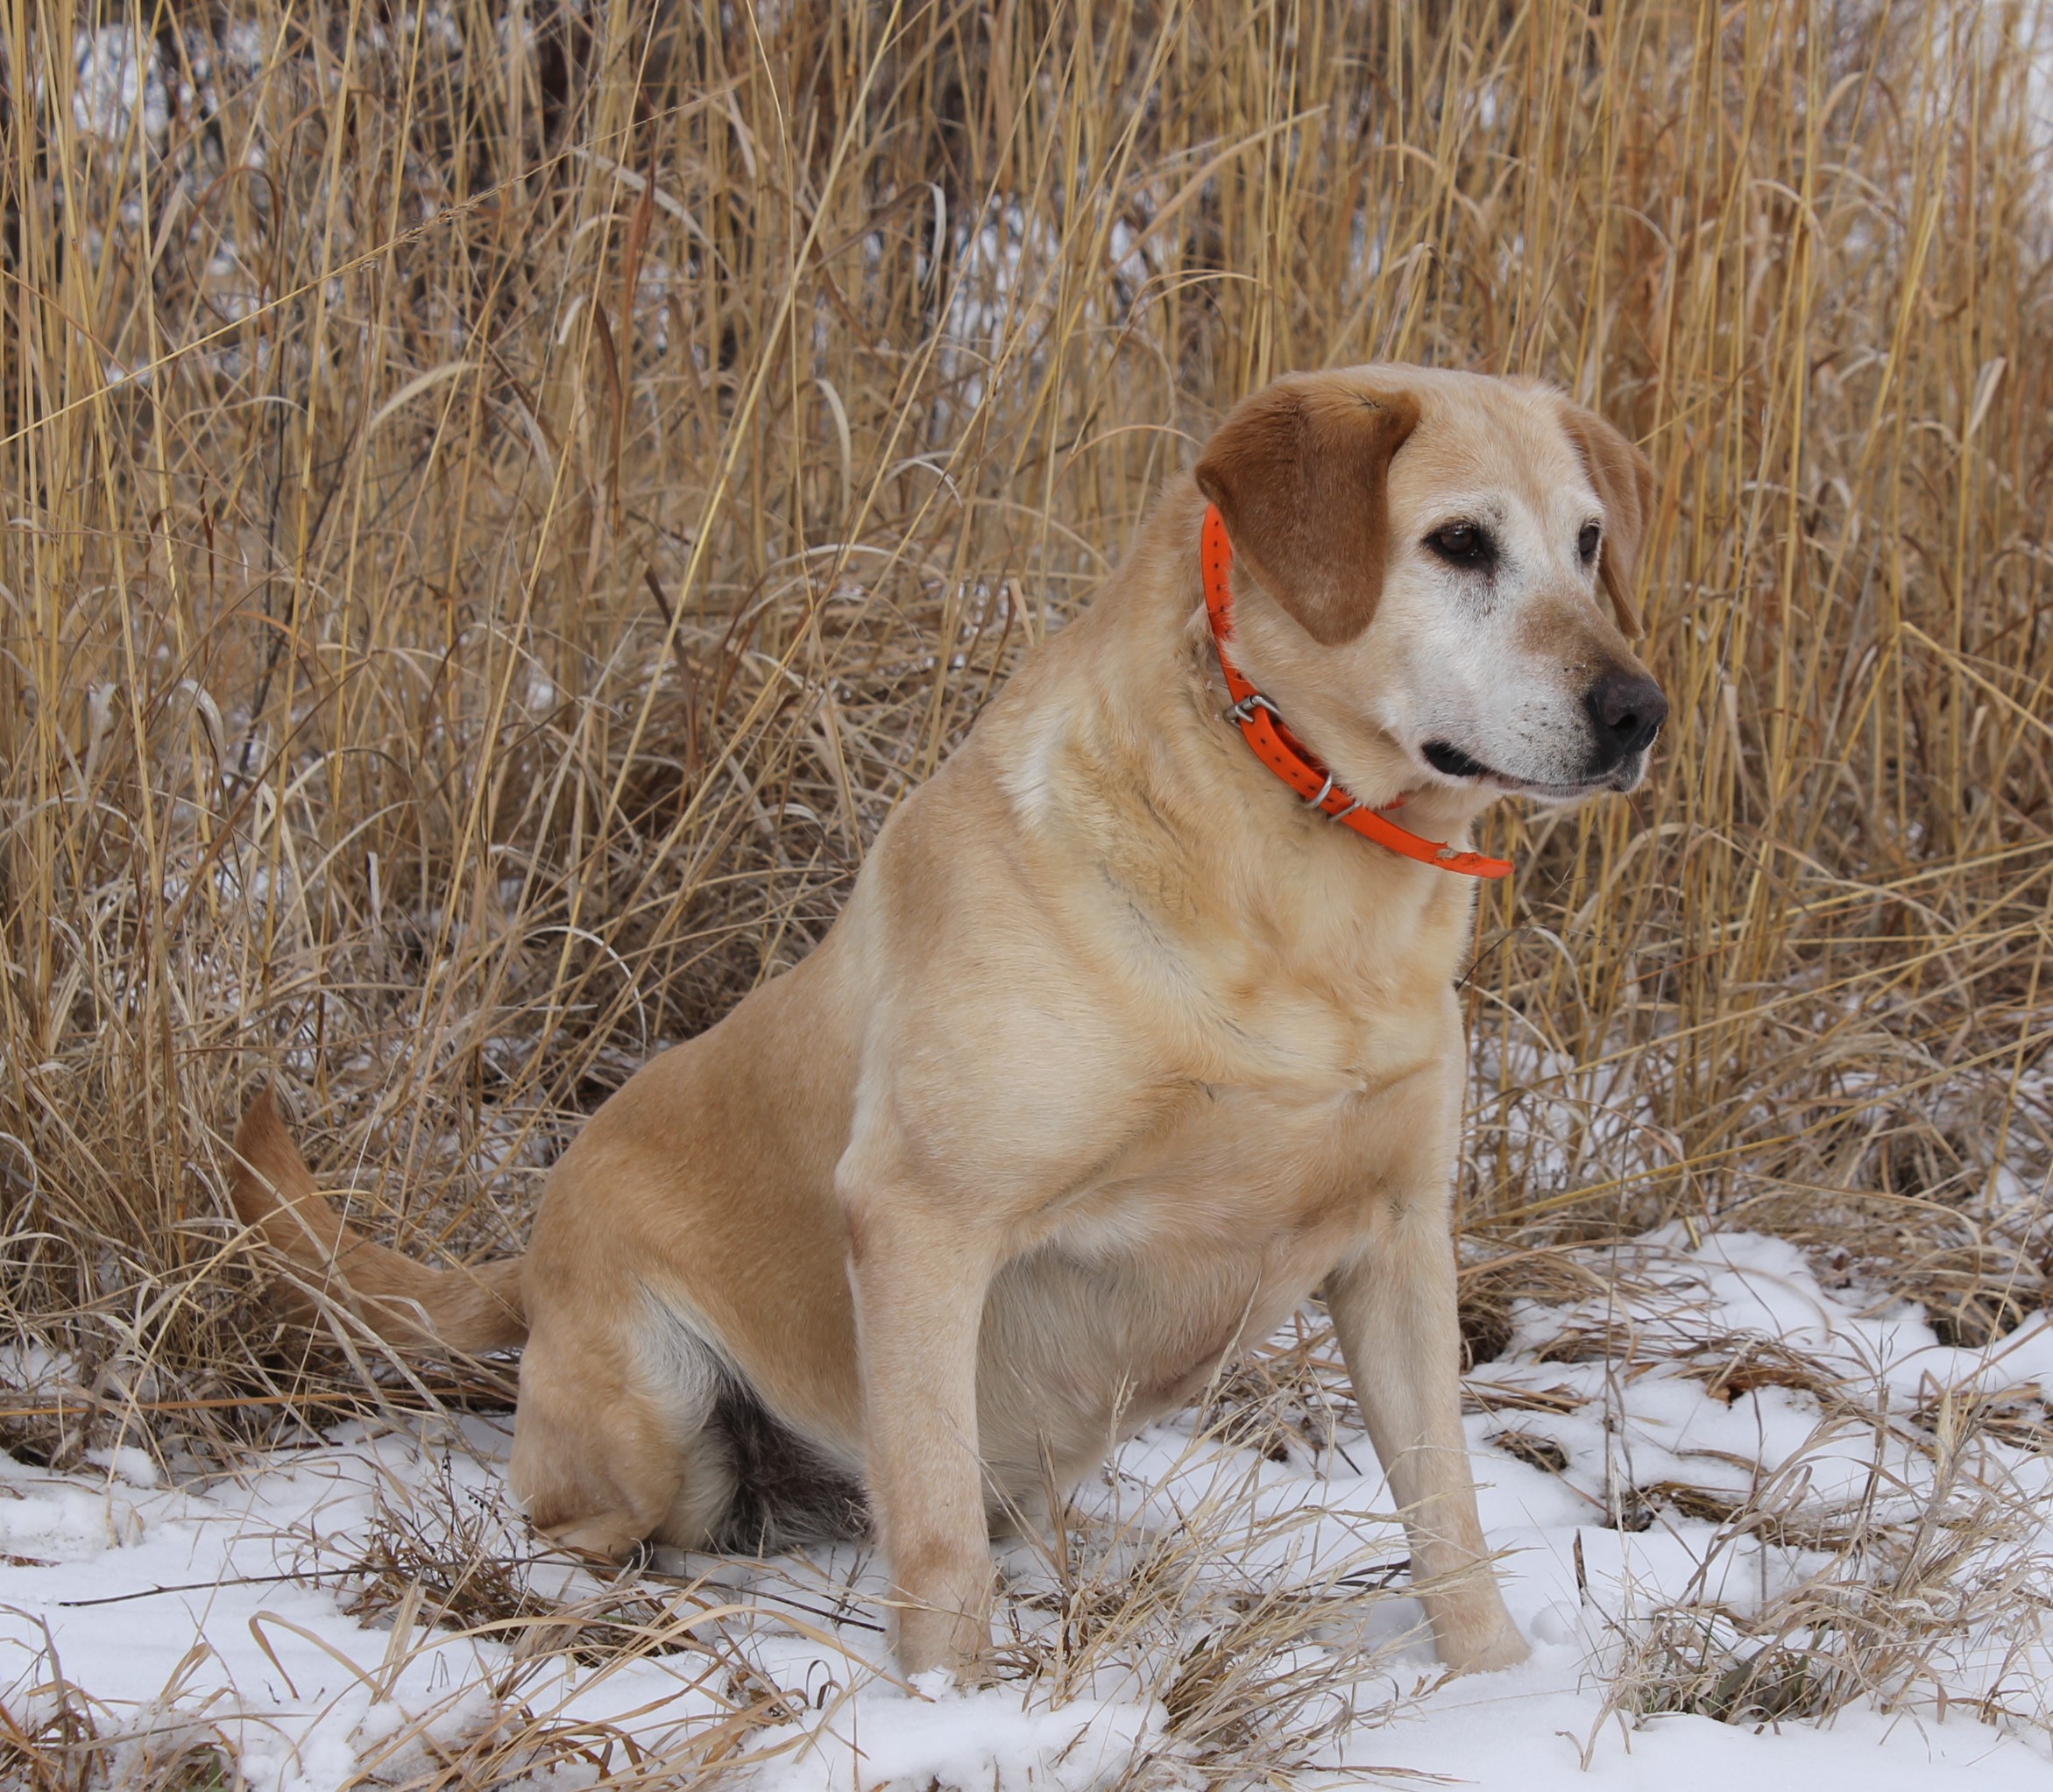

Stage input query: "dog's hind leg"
[{"left": 508, "top": 1298, "right": 738, "bottom": 1560}]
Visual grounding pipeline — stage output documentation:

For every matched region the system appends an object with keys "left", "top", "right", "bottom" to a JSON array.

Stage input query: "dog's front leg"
[
  {"left": 841, "top": 1175, "right": 997, "bottom": 1678},
  {"left": 1326, "top": 1193, "right": 1528, "bottom": 1675}
]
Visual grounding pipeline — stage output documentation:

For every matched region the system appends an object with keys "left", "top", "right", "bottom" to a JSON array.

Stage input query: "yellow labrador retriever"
[{"left": 231, "top": 364, "right": 1664, "bottom": 1681}]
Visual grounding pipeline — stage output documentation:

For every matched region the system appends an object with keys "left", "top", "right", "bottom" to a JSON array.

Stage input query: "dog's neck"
[
  {"left": 1184, "top": 628, "right": 1497, "bottom": 852},
  {"left": 980, "top": 485, "right": 1496, "bottom": 975}
]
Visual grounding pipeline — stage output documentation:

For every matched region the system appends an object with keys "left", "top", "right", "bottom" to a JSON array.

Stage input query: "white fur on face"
[
  {"left": 1237, "top": 377, "right": 1667, "bottom": 806},
  {"left": 1366, "top": 473, "right": 1636, "bottom": 797},
  {"left": 1211, "top": 372, "right": 1665, "bottom": 813}
]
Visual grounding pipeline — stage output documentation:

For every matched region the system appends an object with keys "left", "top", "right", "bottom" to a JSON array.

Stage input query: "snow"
[{"left": 4, "top": 1230, "right": 2051, "bottom": 1788}]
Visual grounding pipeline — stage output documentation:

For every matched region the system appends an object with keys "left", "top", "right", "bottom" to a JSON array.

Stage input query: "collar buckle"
[{"left": 1225, "top": 691, "right": 1283, "bottom": 726}]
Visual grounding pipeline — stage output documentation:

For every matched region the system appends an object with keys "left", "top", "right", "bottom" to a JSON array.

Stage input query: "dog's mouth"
[
  {"left": 1420, "top": 740, "right": 1491, "bottom": 780},
  {"left": 1419, "top": 739, "right": 1638, "bottom": 801}
]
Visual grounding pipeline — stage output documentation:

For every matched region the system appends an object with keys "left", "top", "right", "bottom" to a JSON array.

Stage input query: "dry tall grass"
[{"left": 2, "top": 0, "right": 2052, "bottom": 1759}]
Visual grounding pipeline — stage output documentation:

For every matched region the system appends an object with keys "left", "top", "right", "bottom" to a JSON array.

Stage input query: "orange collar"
[{"left": 1200, "top": 505, "right": 1512, "bottom": 880}]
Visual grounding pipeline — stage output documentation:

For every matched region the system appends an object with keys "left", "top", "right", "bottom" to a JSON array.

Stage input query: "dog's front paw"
[
  {"left": 891, "top": 1594, "right": 994, "bottom": 1682},
  {"left": 1438, "top": 1618, "right": 1531, "bottom": 1675}
]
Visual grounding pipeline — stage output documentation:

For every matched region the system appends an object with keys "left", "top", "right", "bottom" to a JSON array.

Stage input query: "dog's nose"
[{"left": 1583, "top": 669, "right": 1668, "bottom": 764}]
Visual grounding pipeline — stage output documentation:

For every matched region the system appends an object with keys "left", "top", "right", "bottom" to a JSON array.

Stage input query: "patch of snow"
[{"left": 4, "top": 1232, "right": 2051, "bottom": 1787}]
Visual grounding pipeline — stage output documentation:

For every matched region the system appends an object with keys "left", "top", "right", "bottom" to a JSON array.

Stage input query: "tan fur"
[
  {"left": 228, "top": 365, "right": 1666, "bottom": 1682},
  {"left": 1554, "top": 394, "right": 1658, "bottom": 638},
  {"left": 231, "top": 1092, "right": 525, "bottom": 1355}
]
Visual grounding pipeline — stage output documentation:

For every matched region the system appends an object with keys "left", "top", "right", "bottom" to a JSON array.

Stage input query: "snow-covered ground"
[{"left": 5, "top": 1229, "right": 2053, "bottom": 1790}]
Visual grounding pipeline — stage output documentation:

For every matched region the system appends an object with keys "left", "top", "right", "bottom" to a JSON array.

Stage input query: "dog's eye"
[
  {"left": 1426, "top": 522, "right": 1495, "bottom": 570},
  {"left": 1578, "top": 522, "right": 1602, "bottom": 563}
]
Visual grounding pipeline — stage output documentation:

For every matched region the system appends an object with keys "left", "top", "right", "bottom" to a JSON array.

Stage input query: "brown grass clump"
[
  {"left": 1595, "top": 1385, "right": 2053, "bottom": 1742},
  {"left": 0, "top": 1624, "right": 238, "bottom": 1791},
  {"left": 4, "top": 0, "right": 2053, "bottom": 1780},
  {"left": 290, "top": 1464, "right": 836, "bottom": 1788}
]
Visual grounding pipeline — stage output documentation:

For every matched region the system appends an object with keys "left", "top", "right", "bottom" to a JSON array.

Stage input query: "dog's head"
[{"left": 1193, "top": 366, "right": 1666, "bottom": 804}]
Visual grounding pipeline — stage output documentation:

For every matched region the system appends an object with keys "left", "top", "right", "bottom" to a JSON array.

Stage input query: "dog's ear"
[
  {"left": 1555, "top": 399, "right": 1657, "bottom": 640},
  {"left": 1193, "top": 379, "right": 1420, "bottom": 647}
]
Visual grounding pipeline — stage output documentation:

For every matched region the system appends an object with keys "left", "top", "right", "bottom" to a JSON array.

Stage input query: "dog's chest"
[
  {"left": 1078, "top": 839, "right": 1465, "bottom": 1098},
  {"left": 1045, "top": 1072, "right": 1432, "bottom": 1269},
  {"left": 1132, "top": 901, "right": 1456, "bottom": 1098},
  {"left": 1231, "top": 970, "right": 1429, "bottom": 1093}
]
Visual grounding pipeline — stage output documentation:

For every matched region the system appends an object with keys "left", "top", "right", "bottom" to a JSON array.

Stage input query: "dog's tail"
[{"left": 230, "top": 1089, "right": 528, "bottom": 1356}]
